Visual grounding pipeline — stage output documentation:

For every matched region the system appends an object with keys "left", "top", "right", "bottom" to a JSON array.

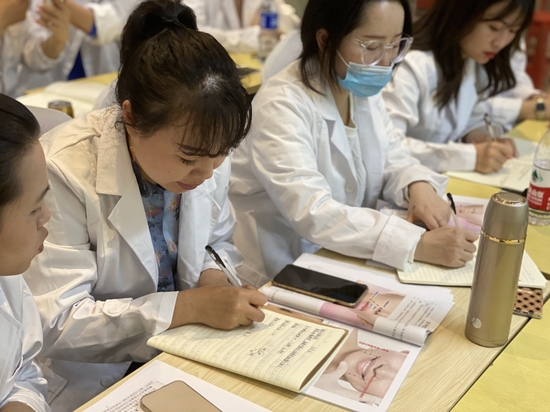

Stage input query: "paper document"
[
  {"left": 397, "top": 247, "right": 546, "bottom": 288},
  {"left": 306, "top": 325, "right": 421, "bottom": 412},
  {"left": 446, "top": 137, "right": 537, "bottom": 192},
  {"left": 147, "top": 310, "right": 347, "bottom": 392},
  {"left": 82, "top": 360, "right": 268, "bottom": 412}
]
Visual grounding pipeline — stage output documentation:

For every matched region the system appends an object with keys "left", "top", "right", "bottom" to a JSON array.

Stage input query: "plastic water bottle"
[
  {"left": 258, "top": 0, "right": 278, "bottom": 61},
  {"left": 527, "top": 128, "right": 550, "bottom": 226}
]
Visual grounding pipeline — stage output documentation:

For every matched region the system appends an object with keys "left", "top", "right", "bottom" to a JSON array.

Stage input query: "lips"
[
  {"left": 357, "top": 357, "right": 377, "bottom": 380},
  {"left": 484, "top": 52, "right": 496, "bottom": 59},
  {"left": 177, "top": 181, "right": 202, "bottom": 191}
]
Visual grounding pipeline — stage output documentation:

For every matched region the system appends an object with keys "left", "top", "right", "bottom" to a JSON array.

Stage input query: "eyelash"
[{"left": 180, "top": 158, "right": 198, "bottom": 166}]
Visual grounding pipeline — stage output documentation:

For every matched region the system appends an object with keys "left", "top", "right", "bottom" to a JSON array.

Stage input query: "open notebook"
[
  {"left": 147, "top": 308, "right": 347, "bottom": 393},
  {"left": 397, "top": 247, "right": 546, "bottom": 288},
  {"left": 446, "top": 137, "right": 537, "bottom": 193}
]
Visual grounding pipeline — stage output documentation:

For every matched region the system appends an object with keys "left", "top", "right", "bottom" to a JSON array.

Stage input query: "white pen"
[{"left": 205, "top": 245, "right": 243, "bottom": 287}]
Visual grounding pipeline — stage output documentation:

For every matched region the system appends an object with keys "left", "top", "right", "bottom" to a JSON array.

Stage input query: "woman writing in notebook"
[
  {"left": 22, "top": 1, "right": 266, "bottom": 410},
  {"left": 0, "top": 95, "right": 50, "bottom": 412},
  {"left": 229, "top": 0, "right": 478, "bottom": 287},
  {"left": 382, "top": 0, "right": 535, "bottom": 173}
]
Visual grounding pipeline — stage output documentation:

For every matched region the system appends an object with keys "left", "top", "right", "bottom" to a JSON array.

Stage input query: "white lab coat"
[
  {"left": 22, "top": 108, "right": 241, "bottom": 412},
  {"left": 383, "top": 50, "right": 482, "bottom": 173},
  {"left": 229, "top": 61, "right": 447, "bottom": 287},
  {"left": 0, "top": 275, "right": 49, "bottom": 412},
  {"left": 185, "top": 0, "right": 300, "bottom": 52},
  {"left": 474, "top": 48, "right": 539, "bottom": 132},
  {"left": 21, "top": 0, "right": 139, "bottom": 91},
  {"left": 0, "top": 13, "right": 64, "bottom": 97}
]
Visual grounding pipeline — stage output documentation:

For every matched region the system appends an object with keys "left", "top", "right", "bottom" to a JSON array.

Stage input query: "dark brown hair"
[
  {"left": 300, "top": 0, "right": 412, "bottom": 93},
  {"left": 117, "top": 0, "right": 251, "bottom": 157},
  {"left": 0, "top": 94, "right": 40, "bottom": 215},
  {"left": 413, "top": 0, "right": 534, "bottom": 108}
]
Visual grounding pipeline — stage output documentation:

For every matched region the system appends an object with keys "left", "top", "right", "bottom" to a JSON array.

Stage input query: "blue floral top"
[{"left": 137, "top": 170, "right": 181, "bottom": 292}]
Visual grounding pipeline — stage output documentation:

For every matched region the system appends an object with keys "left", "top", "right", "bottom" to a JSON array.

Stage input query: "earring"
[{"left": 129, "top": 146, "right": 137, "bottom": 162}]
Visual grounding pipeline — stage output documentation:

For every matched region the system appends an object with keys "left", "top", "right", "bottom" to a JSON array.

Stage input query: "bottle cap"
[{"left": 482, "top": 192, "right": 528, "bottom": 241}]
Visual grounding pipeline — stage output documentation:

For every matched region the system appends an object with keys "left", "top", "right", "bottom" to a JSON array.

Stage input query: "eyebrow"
[
  {"left": 36, "top": 186, "right": 51, "bottom": 205},
  {"left": 358, "top": 33, "right": 404, "bottom": 40}
]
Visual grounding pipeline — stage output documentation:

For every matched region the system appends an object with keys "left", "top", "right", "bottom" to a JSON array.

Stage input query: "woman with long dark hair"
[{"left": 383, "top": 0, "right": 534, "bottom": 173}]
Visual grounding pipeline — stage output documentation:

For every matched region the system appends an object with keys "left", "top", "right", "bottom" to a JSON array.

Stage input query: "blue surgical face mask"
[{"left": 337, "top": 51, "right": 393, "bottom": 98}]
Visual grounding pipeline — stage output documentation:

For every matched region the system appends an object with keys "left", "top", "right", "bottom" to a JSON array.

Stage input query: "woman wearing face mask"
[
  {"left": 382, "top": 0, "right": 534, "bottom": 173},
  {"left": 229, "top": 0, "right": 478, "bottom": 287},
  {"left": 22, "top": 1, "right": 266, "bottom": 410},
  {"left": 0, "top": 95, "right": 51, "bottom": 412}
]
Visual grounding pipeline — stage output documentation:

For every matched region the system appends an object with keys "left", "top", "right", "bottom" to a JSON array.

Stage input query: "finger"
[
  {"left": 406, "top": 207, "right": 416, "bottom": 224},
  {"left": 247, "top": 290, "right": 268, "bottom": 307},
  {"left": 245, "top": 306, "right": 265, "bottom": 323},
  {"left": 462, "top": 229, "right": 479, "bottom": 243},
  {"left": 242, "top": 284, "right": 257, "bottom": 291},
  {"left": 462, "top": 240, "right": 477, "bottom": 254},
  {"left": 496, "top": 141, "right": 515, "bottom": 158},
  {"left": 422, "top": 213, "right": 440, "bottom": 231},
  {"left": 458, "top": 249, "right": 475, "bottom": 263}
]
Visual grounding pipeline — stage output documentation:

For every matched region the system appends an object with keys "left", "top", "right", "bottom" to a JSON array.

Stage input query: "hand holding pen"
[
  {"left": 446, "top": 193, "right": 461, "bottom": 229},
  {"left": 205, "top": 245, "right": 243, "bottom": 287}
]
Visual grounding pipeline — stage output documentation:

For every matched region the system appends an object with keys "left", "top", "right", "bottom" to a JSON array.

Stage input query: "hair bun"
[{"left": 123, "top": 0, "right": 198, "bottom": 50}]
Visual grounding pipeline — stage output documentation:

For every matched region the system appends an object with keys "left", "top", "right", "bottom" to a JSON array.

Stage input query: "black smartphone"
[{"left": 272, "top": 265, "right": 368, "bottom": 307}]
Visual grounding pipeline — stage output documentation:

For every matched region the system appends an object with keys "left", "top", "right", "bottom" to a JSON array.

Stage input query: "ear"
[
  {"left": 121, "top": 100, "right": 134, "bottom": 125},
  {"left": 316, "top": 28, "right": 329, "bottom": 53}
]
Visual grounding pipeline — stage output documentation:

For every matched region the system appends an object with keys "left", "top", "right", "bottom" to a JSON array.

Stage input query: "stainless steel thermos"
[{"left": 465, "top": 192, "right": 529, "bottom": 347}]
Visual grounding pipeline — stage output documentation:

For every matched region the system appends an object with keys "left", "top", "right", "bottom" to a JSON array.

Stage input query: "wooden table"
[
  {"left": 453, "top": 300, "right": 550, "bottom": 412},
  {"left": 76, "top": 248, "right": 549, "bottom": 412}
]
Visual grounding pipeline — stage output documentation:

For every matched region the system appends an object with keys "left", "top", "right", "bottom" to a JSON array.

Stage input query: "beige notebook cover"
[
  {"left": 147, "top": 307, "right": 347, "bottom": 392},
  {"left": 397, "top": 249, "right": 546, "bottom": 288}
]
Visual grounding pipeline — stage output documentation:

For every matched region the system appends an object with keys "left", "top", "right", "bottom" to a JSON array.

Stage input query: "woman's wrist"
[{"left": 66, "top": 0, "right": 95, "bottom": 33}]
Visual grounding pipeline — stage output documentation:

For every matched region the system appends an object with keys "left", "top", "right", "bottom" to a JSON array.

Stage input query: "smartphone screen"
[{"left": 272, "top": 265, "right": 368, "bottom": 306}]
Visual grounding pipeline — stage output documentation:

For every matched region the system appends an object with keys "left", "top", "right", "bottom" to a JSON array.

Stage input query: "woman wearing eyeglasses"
[
  {"left": 382, "top": 0, "right": 534, "bottom": 174},
  {"left": 229, "top": 0, "right": 478, "bottom": 286}
]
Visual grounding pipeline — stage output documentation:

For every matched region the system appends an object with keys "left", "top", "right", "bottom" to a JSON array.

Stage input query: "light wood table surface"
[
  {"left": 453, "top": 300, "right": 550, "bottom": 412},
  {"left": 76, "top": 248, "right": 549, "bottom": 412},
  {"left": 26, "top": 52, "right": 263, "bottom": 95}
]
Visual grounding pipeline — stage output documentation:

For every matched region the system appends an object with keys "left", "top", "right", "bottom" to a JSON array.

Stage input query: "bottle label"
[
  {"left": 527, "top": 165, "right": 550, "bottom": 211},
  {"left": 260, "top": 12, "right": 278, "bottom": 30}
]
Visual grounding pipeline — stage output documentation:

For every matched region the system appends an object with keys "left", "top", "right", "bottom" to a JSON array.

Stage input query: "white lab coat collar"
[
  {"left": 305, "top": 71, "right": 359, "bottom": 183},
  {"left": 448, "top": 59, "right": 478, "bottom": 141}
]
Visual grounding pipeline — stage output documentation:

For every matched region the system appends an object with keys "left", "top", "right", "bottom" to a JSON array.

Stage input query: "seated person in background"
[
  {"left": 185, "top": 0, "right": 301, "bottom": 52},
  {"left": 0, "top": 94, "right": 51, "bottom": 412},
  {"left": 475, "top": 42, "right": 550, "bottom": 131},
  {"left": 21, "top": 0, "right": 141, "bottom": 89},
  {"left": 229, "top": 0, "right": 478, "bottom": 287},
  {"left": 22, "top": 1, "right": 266, "bottom": 410},
  {"left": 0, "top": 0, "right": 69, "bottom": 97},
  {"left": 382, "top": 0, "right": 534, "bottom": 173}
]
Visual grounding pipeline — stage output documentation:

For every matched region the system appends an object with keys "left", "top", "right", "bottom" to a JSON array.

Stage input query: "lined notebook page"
[
  {"left": 397, "top": 251, "right": 546, "bottom": 288},
  {"left": 147, "top": 310, "right": 346, "bottom": 392},
  {"left": 446, "top": 137, "right": 537, "bottom": 192}
]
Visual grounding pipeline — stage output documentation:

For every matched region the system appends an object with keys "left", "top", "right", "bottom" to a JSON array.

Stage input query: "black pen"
[
  {"left": 205, "top": 245, "right": 243, "bottom": 287},
  {"left": 446, "top": 193, "right": 460, "bottom": 228}
]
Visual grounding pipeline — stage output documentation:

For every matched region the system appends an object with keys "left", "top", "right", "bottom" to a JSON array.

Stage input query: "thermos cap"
[{"left": 482, "top": 193, "right": 528, "bottom": 241}]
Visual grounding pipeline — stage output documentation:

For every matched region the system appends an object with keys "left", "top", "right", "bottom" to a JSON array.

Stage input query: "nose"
[
  {"left": 379, "top": 51, "right": 392, "bottom": 67},
  {"left": 191, "top": 158, "right": 216, "bottom": 180},
  {"left": 39, "top": 204, "right": 51, "bottom": 228}
]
